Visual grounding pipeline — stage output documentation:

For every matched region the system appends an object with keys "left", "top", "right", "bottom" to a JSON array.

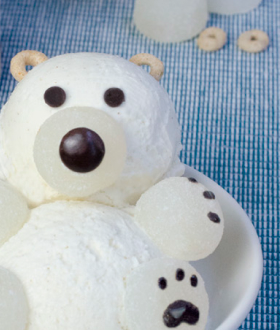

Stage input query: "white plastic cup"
[
  {"left": 208, "top": 0, "right": 262, "bottom": 15},
  {"left": 133, "top": 0, "right": 208, "bottom": 43}
]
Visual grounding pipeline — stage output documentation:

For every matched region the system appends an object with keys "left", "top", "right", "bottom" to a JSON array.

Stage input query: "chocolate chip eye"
[
  {"left": 158, "top": 277, "right": 167, "bottom": 290},
  {"left": 190, "top": 275, "right": 198, "bottom": 287},
  {"left": 176, "top": 269, "right": 185, "bottom": 281},
  {"left": 44, "top": 86, "right": 66, "bottom": 108},
  {"left": 104, "top": 88, "right": 125, "bottom": 107}
]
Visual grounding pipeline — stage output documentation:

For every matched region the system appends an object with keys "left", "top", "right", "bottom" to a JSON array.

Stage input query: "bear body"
[{"left": 0, "top": 201, "right": 160, "bottom": 330}]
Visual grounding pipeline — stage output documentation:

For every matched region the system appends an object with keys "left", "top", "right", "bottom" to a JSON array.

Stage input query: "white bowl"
[{"left": 184, "top": 165, "right": 263, "bottom": 330}]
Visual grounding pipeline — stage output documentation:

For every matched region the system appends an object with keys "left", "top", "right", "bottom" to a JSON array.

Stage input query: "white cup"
[
  {"left": 133, "top": 0, "right": 208, "bottom": 43},
  {"left": 208, "top": 0, "right": 262, "bottom": 15}
]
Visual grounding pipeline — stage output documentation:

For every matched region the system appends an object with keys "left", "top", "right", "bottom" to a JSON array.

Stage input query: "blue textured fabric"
[{"left": 0, "top": 0, "right": 279, "bottom": 329}]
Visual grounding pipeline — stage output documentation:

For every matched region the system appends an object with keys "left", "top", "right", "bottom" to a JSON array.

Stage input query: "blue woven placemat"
[{"left": 0, "top": 0, "right": 279, "bottom": 329}]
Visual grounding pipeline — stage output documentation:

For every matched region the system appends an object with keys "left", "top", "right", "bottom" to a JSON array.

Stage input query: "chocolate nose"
[
  {"left": 163, "top": 300, "right": 199, "bottom": 327},
  {"left": 59, "top": 127, "right": 105, "bottom": 173}
]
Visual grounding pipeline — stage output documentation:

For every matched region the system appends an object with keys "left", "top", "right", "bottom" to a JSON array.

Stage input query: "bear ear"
[
  {"left": 10, "top": 50, "right": 48, "bottom": 82},
  {"left": 129, "top": 53, "right": 164, "bottom": 81}
]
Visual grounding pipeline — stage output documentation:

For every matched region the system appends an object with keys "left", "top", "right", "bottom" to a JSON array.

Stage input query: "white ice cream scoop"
[{"left": 0, "top": 51, "right": 184, "bottom": 207}]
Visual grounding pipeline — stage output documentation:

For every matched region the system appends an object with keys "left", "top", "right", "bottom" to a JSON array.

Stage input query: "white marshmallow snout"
[{"left": 34, "top": 107, "right": 127, "bottom": 198}]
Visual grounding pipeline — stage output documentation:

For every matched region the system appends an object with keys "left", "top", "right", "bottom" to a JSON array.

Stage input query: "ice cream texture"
[
  {"left": 0, "top": 51, "right": 224, "bottom": 330},
  {"left": 0, "top": 202, "right": 161, "bottom": 330}
]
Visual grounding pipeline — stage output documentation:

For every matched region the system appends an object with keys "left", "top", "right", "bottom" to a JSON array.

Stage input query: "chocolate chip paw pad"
[
  {"left": 124, "top": 258, "right": 209, "bottom": 330},
  {"left": 163, "top": 300, "right": 199, "bottom": 327}
]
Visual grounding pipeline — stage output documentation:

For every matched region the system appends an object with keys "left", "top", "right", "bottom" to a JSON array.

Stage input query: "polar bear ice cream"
[{"left": 0, "top": 51, "right": 225, "bottom": 330}]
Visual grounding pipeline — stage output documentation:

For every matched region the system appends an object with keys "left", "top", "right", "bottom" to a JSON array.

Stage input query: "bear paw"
[
  {"left": 124, "top": 258, "right": 208, "bottom": 330},
  {"left": 134, "top": 177, "right": 224, "bottom": 260},
  {"left": 0, "top": 181, "right": 29, "bottom": 247},
  {"left": 0, "top": 266, "right": 29, "bottom": 330}
]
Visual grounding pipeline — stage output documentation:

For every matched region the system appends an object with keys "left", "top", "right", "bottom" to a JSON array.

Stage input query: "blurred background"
[{"left": 0, "top": 0, "right": 279, "bottom": 329}]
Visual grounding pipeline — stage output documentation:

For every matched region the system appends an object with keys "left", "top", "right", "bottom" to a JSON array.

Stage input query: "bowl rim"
[{"left": 184, "top": 165, "right": 263, "bottom": 330}]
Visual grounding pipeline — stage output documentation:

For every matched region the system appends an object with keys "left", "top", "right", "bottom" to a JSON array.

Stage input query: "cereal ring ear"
[
  {"left": 129, "top": 53, "right": 164, "bottom": 81},
  {"left": 10, "top": 50, "right": 48, "bottom": 82}
]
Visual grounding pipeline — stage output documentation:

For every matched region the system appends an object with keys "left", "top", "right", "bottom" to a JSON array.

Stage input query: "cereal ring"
[
  {"left": 197, "top": 27, "right": 227, "bottom": 52},
  {"left": 130, "top": 53, "right": 164, "bottom": 81},
  {"left": 10, "top": 50, "right": 48, "bottom": 81},
  {"left": 238, "top": 30, "right": 269, "bottom": 53}
]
